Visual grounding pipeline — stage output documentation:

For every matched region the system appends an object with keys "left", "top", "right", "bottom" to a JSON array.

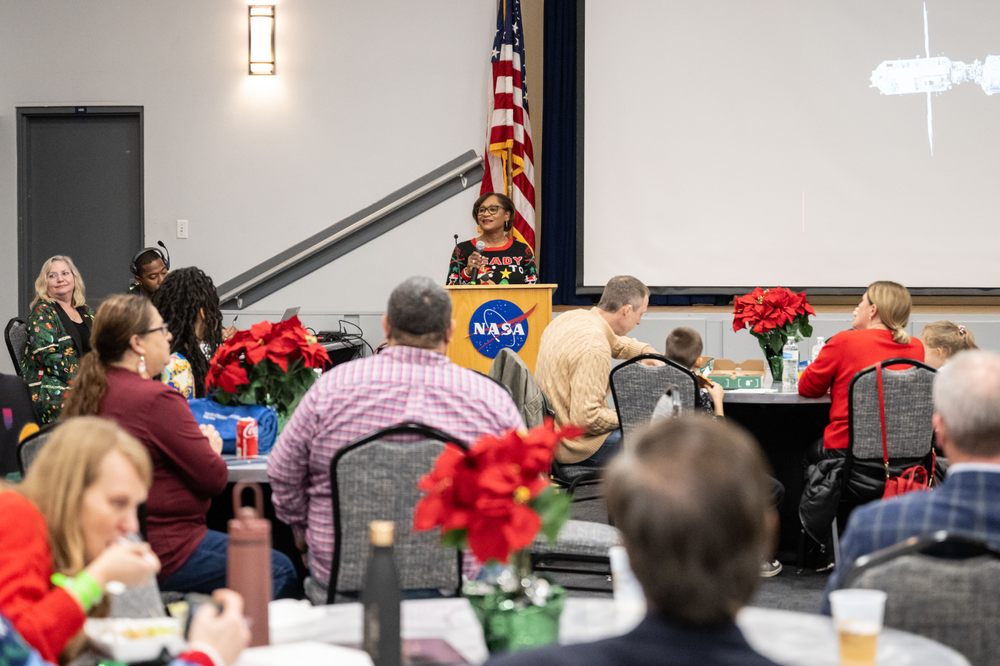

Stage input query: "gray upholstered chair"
[
  {"left": 17, "top": 424, "right": 55, "bottom": 477},
  {"left": 845, "top": 532, "right": 1000, "bottom": 666},
  {"left": 610, "top": 354, "right": 699, "bottom": 449},
  {"left": 323, "top": 421, "right": 469, "bottom": 604},
  {"left": 530, "top": 519, "right": 620, "bottom": 591},
  {"left": 5, "top": 318, "right": 27, "bottom": 378}
]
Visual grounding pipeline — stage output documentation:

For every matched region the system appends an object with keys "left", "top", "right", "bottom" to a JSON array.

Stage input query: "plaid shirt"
[{"left": 267, "top": 345, "right": 525, "bottom": 585}]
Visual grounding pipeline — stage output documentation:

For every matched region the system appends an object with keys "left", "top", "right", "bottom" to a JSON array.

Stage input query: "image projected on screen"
[
  {"left": 870, "top": 3, "right": 1000, "bottom": 156},
  {"left": 582, "top": 0, "right": 1000, "bottom": 293}
]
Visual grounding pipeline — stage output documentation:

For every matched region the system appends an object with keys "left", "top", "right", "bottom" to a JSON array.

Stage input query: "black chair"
[
  {"left": 16, "top": 423, "right": 56, "bottom": 477},
  {"left": 610, "top": 353, "right": 699, "bottom": 449},
  {"left": 845, "top": 532, "right": 1000, "bottom": 666},
  {"left": 323, "top": 421, "right": 469, "bottom": 604},
  {"left": 5, "top": 318, "right": 27, "bottom": 378}
]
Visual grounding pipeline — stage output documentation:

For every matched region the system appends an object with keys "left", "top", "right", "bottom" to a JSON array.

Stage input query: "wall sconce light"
[{"left": 249, "top": 5, "right": 276, "bottom": 75}]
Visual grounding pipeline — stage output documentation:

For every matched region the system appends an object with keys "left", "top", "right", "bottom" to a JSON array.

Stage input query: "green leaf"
[
  {"left": 441, "top": 529, "right": 468, "bottom": 550},
  {"left": 530, "top": 486, "right": 572, "bottom": 543}
]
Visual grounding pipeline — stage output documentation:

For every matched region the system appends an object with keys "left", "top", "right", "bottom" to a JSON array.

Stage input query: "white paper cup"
[{"left": 829, "top": 589, "right": 887, "bottom": 666}]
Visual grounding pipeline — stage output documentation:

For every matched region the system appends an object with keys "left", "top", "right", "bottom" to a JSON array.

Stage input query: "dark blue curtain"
[{"left": 540, "top": 0, "right": 727, "bottom": 307}]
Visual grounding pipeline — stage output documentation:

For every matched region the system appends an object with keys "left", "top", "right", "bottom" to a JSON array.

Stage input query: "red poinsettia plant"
[
  {"left": 206, "top": 316, "right": 329, "bottom": 427},
  {"left": 414, "top": 420, "right": 583, "bottom": 564},
  {"left": 733, "top": 287, "right": 815, "bottom": 356}
]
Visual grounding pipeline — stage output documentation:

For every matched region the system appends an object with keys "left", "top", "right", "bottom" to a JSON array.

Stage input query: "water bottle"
[
  {"left": 227, "top": 483, "right": 272, "bottom": 647},
  {"left": 811, "top": 336, "right": 826, "bottom": 363},
  {"left": 782, "top": 339, "right": 799, "bottom": 389},
  {"left": 362, "top": 521, "right": 401, "bottom": 666}
]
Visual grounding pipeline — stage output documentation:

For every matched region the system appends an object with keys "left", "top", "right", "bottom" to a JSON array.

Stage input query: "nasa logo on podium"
[{"left": 467, "top": 299, "right": 535, "bottom": 359}]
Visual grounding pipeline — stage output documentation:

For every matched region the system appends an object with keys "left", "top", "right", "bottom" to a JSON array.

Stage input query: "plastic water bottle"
[
  {"left": 811, "top": 336, "right": 826, "bottom": 363},
  {"left": 782, "top": 339, "right": 799, "bottom": 389},
  {"left": 609, "top": 546, "right": 646, "bottom": 633}
]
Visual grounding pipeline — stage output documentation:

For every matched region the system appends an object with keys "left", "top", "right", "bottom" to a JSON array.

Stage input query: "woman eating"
[
  {"left": 798, "top": 281, "right": 925, "bottom": 462},
  {"left": 61, "top": 295, "right": 297, "bottom": 599},
  {"left": 0, "top": 417, "right": 161, "bottom": 663},
  {"left": 21, "top": 256, "right": 94, "bottom": 423},
  {"left": 447, "top": 192, "right": 538, "bottom": 285},
  {"left": 919, "top": 320, "right": 978, "bottom": 369}
]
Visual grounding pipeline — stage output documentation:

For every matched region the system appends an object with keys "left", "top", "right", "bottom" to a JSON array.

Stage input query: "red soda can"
[{"left": 236, "top": 417, "right": 259, "bottom": 458}]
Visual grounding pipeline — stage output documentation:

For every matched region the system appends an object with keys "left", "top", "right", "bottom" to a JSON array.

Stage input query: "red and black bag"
[{"left": 876, "top": 361, "right": 935, "bottom": 500}]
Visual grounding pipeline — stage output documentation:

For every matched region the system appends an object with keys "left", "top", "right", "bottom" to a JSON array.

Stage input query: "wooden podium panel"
[{"left": 445, "top": 284, "right": 556, "bottom": 374}]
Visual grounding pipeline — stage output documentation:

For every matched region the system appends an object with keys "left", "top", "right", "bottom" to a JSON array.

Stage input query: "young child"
[
  {"left": 919, "top": 321, "right": 978, "bottom": 369},
  {"left": 664, "top": 327, "right": 724, "bottom": 416}
]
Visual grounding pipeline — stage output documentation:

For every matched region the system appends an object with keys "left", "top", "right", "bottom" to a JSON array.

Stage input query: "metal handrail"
[{"left": 219, "top": 153, "right": 484, "bottom": 305}]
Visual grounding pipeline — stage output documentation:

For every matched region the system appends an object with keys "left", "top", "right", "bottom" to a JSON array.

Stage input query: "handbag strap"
[{"left": 876, "top": 361, "right": 890, "bottom": 478}]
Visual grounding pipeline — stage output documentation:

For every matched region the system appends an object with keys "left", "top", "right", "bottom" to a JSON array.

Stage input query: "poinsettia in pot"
[
  {"left": 414, "top": 419, "right": 583, "bottom": 654},
  {"left": 206, "top": 316, "right": 330, "bottom": 432},
  {"left": 732, "top": 286, "right": 815, "bottom": 382}
]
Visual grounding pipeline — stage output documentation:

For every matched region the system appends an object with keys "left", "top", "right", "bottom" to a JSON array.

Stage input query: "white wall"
[{"left": 0, "top": 0, "right": 500, "bottom": 372}]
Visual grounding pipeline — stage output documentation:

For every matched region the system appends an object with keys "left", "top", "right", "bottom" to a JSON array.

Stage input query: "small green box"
[{"left": 707, "top": 359, "right": 767, "bottom": 390}]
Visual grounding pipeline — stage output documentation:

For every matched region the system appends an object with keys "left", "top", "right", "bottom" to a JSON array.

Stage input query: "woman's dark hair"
[
  {"left": 471, "top": 191, "right": 515, "bottom": 232},
  {"left": 151, "top": 267, "right": 223, "bottom": 398},
  {"left": 63, "top": 295, "right": 153, "bottom": 418}
]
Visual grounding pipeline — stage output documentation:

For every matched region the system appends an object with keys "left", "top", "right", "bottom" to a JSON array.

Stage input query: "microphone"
[
  {"left": 472, "top": 240, "right": 486, "bottom": 285},
  {"left": 454, "top": 234, "right": 459, "bottom": 247}
]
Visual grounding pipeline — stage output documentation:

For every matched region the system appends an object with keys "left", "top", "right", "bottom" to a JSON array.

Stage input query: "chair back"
[
  {"left": 846, "top": 532, "right": 1000, "bottom": 666},
  {"left": 17, "top": 423, "right": 55, "bottom": 477},
  {"left": 328, "top": 421, "right": 468, "bottom": 602},
  {"left": 610, "top": 354, "right": 698, "bottom": 448},
  {"left": 5, "top": 318, "right": 27, "bottom": 378},
  {"left": 488, "top": 348, "right": 553, "bottom": 429},
  {"left": 847, "top": 358, "right": 936, "bottom": 461}
]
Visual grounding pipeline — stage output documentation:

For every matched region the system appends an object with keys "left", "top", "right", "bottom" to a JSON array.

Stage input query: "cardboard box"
[{"left": 707, "top": 359, "right": 767, "bottom": 389}]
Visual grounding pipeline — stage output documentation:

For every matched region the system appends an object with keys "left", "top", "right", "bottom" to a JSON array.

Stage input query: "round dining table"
[{"left": 261, "top": 596, "right": 970, "bottom": 666}]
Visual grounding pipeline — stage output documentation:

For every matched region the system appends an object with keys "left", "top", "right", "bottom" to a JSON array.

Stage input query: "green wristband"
[{"left": 51, "top": 571, "right": 104, "bottom": 611}]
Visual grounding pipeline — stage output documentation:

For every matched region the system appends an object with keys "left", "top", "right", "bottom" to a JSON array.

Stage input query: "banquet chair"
[
  {"left": 320, "top": 421, "right": 468, "bottom": 604},
  {"left": 5, "top": 318, "right": 27, "bottom": 378},
  {"left": 16, "top": 423, "right": 55, "bottom": 477},
  {"left": 488, "top": 349, "right": 601, "bottom": 501},
  {"left": 802, "top": 359, "right": 936, "bottom": 568},
  {"left": 845, "top": 531, "right": 1000, "bottom": 666},
  {"left": 609, "top": 354, "right": 698, "bottom": 450}
]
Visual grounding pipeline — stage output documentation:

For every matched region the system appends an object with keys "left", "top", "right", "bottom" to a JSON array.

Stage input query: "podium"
[{"left": 445, "top": 284, "right": 556, "bottom": 375}]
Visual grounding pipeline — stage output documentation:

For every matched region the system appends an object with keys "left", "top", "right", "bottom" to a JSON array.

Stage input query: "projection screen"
[{"left": 580, "top": 0, "right": 1000, "bottom": 294}]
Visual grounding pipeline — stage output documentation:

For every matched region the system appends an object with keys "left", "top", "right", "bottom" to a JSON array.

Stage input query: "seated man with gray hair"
[
  {"left": 268, "top": 276, "right": 524, "bottom": 595},
  {"left": 487, "top": 416, "right": 781, "bottom": 666},
  {"left": 825, "top": 349, "right": 1000, "bottom": 601}
]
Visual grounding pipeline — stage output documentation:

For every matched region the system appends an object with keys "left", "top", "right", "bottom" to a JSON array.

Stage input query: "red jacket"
[
  {"left": 798, "top": 328, "right": 925, "bottom": 450},
  {"left": 100, "top": 368, "right": 228, "bottom": 578},
  {"left": 0, "top": 492, "right": 85, "bottom": 663}
]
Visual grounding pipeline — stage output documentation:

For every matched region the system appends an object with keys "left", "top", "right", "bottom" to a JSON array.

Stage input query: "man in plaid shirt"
[{"left": 267, "top": 276, "right": 524, "bottom": 593}]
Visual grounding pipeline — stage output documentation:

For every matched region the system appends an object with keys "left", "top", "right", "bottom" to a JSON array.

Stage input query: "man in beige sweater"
[{"left": 536, "top": 276, "right": 660, "bottom": 465}]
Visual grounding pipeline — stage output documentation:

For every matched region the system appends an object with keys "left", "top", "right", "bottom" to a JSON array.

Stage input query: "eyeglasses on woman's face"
[
  {"left": 477, "top": 205, "right": 502, "bottom": 217},
  {"left": 142, "top": 324, "right": 171, "bottom": 337}
]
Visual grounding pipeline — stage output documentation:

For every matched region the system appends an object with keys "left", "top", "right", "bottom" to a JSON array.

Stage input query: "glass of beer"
[{"left": 828, "top": 589, "right": 887, "bottom": 666}]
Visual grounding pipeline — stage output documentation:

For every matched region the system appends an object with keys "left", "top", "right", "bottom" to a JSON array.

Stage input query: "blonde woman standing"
[
  {"left": 799, "top": 281, "right": 925, "bottom": 460},
  {"left": 21, "top": 256, "right": 94, "bottom": 423}
]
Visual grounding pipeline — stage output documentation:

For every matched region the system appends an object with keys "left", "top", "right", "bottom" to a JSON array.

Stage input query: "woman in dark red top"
[
  {"left": 63, "top": 295, "right": 296, "bottom": 598},
  {"left": 798, "top": 281, "right": 925, "bottom": 461}
]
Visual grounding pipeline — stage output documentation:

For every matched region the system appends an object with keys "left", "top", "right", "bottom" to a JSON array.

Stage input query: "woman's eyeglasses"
[
  {"left": 477, "top": 205, "right": 502, "bottom": 216},
  {"left": 142, "top": 325, "right": 170, "bottom": 337}
]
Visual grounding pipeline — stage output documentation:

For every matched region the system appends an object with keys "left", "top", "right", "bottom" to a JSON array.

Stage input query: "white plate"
[{"left": 84, "top": 617, "right": 187, "bottom": 663}]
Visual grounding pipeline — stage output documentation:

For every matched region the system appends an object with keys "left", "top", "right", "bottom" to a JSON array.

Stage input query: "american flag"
[{"left": 481, "top": 0, "right": 536, "bottom": 250}]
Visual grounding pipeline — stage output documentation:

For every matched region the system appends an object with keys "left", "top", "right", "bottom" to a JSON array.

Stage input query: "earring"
[{"left": 138, "top": 355, "right": 146, "bottom": 376}]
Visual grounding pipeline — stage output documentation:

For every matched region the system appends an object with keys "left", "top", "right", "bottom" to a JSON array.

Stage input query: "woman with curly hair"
[{"left": 151, "top": 267, "right": 232, "bottom": 398}]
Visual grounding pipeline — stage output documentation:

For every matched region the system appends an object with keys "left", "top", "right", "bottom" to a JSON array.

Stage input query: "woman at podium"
[{"left": 447, "top": 192, "right": 538, "bottom": 286}]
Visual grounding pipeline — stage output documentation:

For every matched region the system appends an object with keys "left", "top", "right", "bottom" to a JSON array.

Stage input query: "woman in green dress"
[{"left": 21, "top": 256, "right": 94, "bottom": 423}]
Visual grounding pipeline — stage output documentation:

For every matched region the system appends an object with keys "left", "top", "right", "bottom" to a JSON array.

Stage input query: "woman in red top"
[
  {"left": 62, "top": 295, "right": 297, "bottom": 598},
  {"left": 0, "top": 417, "right": 161, "bottom": 663},
  {"left": 798, "top": 281, "right": 925, "bottom": 461}
]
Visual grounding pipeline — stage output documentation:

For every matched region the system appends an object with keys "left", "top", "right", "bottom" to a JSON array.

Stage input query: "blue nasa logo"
[{"left": 468, "top": 299, "right": 533, "bottom": 359}]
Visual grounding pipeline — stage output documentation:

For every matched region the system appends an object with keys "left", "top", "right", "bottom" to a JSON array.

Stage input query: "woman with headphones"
[{"left": 446, "top": 192, "right": 538, "bottom": 285}]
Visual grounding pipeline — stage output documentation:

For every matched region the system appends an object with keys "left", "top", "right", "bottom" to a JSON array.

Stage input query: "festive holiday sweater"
[
  {"left": 20, "top": 302, "right": 94, "bottom": 424},
  {"left": 447, "top": 238, "right": 538, "bottom": 286}
]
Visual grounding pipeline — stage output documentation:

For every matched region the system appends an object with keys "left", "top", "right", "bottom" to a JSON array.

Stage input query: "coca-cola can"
[{"left": 236, "top": 417, "right": 258, "bottom": 458}]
